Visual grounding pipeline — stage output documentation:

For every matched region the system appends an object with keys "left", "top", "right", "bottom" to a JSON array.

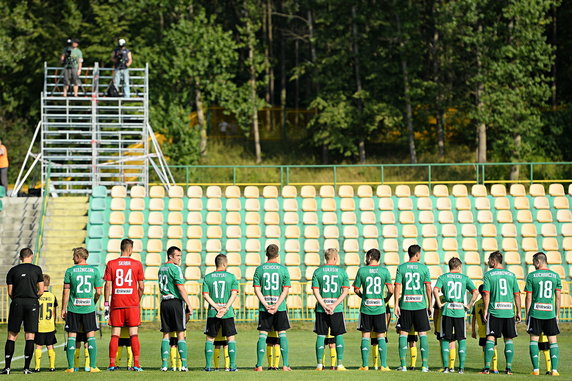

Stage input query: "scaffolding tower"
[{"left": 13, "top": 62, "right": 173, "bottom": 196}]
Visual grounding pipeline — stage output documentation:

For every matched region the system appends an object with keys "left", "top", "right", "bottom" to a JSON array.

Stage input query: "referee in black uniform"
[{"left": 2, "top": 248, "right": 44, "bottom": 374}]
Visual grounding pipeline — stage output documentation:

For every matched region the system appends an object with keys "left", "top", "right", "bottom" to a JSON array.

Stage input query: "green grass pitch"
[{"left": 1, "top": 322, "right": 570, "bottom": 380}]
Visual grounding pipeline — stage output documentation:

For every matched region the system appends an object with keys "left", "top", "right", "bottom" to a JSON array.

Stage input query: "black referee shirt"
[{"left": 6, "top": 263, "right": 43, "bottom": 299}]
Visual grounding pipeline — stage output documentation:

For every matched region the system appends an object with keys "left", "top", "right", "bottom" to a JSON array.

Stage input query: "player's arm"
[
  {"left": 555, "top": 288, "right": 561, "bottom": 323},
  {"left": 425, "top": 281, "right": 433, "bottom": 317},
  {"left": 62, "top": 284, "right": 70, "bottom": 319},
  {"left": 104, "top": 280, "right": 112, "bottom": 303},
  {"left": 482, "top": 291, "right": 490, "bottom": 321},
  {"left": 176, "top": 284, "right": 194, "bottom": 314},
  {"left": 127, "top": 51, "right": 132, "bottom": 67},
  {"left": 466, "top": 289, "right": 479, "bottom": 311},
  {"left": 253, "top": 286, "right": 271, "bottom": 311},
  {"left": 203, "top": 292, "right": 223, "bottom": 312},
  {"left": 312, "top": 287, "right": 330, "bottom": 313},
  {"left": 384, "top": 282, "right": 394, "bottom": 303},
  {"left": 7, "top": 284, "right": 12, "bottom": 299},
  {"left": 220, "top": 290, "right": 238, "bottom": 318},
  {"left": 37, "top": 277, "right": 45, "bottom": 297},
  {"left": 513, "top": 278, "right": 521, "bottom": 322},
  {"left": 329, "top": 286, "right": 350, "bottom": 313},
  {"left": 138, "top": 280, "right": 144, "bottom": 301},
  {"left": 525, "top": 290, "right": 532, "bottom": 319},
  {"left": 432, "top": 286, "right": 443, "bottom": 309},
  {"left": 471, "top": 309, "right": 477, "bottom": 338},
  {"left": 272, "top": 285, "right": 290, "bottom": 315},
  {"left": 393, "top": 282, "right": 402, "bottom": 317}
]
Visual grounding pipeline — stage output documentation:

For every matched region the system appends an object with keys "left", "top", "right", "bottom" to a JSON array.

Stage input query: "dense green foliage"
[{"left": 1, "top": 0, "right": 571, "bottom": 178}]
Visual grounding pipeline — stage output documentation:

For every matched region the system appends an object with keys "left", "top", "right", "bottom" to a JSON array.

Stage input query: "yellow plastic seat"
[
  {"left": 149, "top": 185, "right": 165, "bottom": 198},
  {"left": 442, "top": 238, "right": 458, "bottom": 251},
  {"left": 363, "top": 225, "right": 379, "bottom": 239},
  {"left": 480, "top": 224, "right": 496, "bottom": 237},
  {"left": 382, "top": 225, "right": 398, "bottom": 238},
  {"left": 417, "top": 198, "right": 433, "bottom": 211},
  {"left": 542, "top": 238, "right": 559, "bottom": 252},
  {"left": 225, "top": 239, "right": 242, "bottom": 253},
  {"left": 475, "top": 211, "right": 492, "bottom": 224},
  {"left": 467, "top": 266, "right": 483, "bottom": 279},
  {"left": 186, "top": 239, "right": 202, "bottom": 253},
  {"left": 360, "top": 211, "right": 376, "bottom": 225},
  {"left": 380, "top": 211, "right": 396, "bottom": 224},
  {"left": 501, "top": 224, "right": 517, "bottom": 237},
  {"left": 322, "top": 212, "right": 338, "bottom": 225},
  {"left": 244, "top": 211, "right": 259, "bottom": 225},
  {"left": 130, "top": 185, "right": 146, "bottom": 198},
  {"left": 546, "top": 252, "right": 562, "bottom": 265},
  {"left": 324, "top": 226, "right": 339, "bottom": 239},
  {"left": 504, "top": 252, "right": 521, "bottom": 265},
  {"left": 245, "top": 253, "right": 261, "bottom": 266},
  {"left": 547, "top": 183, "right": 564, "bottom": 196},
  {"left": 126, "top": 211, "right": 142, "bottom": 225},
  {"left": 302, "top": 212, "right": 318, "bottom": 225},
  {"left": 399, "top": 211, "right": 415, "bottom": 224},
  {"left": 288, "top": 267, "right": 302, "bottom": 281},
  {"left": 147, "top": 225, "right": 163, "bottom": 239},
  {"left": 167, "top": 212, "right": 182, "bottom": 226},
  {"left": 243, "top": 185, "right": 259, "bottom": 198},
  {"left": 529, "top": 184, "right": 545, "bottom": 197},
  {"left": 398, "top": 198, "right": 413, "bottom": 211},
  {"left": 225, "top": 225, "right": 241, "bottom": 239},
  {"left": 304, "top": 252, "right": 321, "bottom": 266},
  {"left": 145, "top": 253, "right": 162, "bottom": 266},
  {"left": 455, "top": 198, "right": 471, "bottom": 211},
  {"left": 187, "top": 198, "right": 202, "bottom": 211},
  {"left": 402, "top": 225, "right": 418, "bottom": 238},
  {"left": 185, "top": 267, "right": 201, "bottom": 281},
  {"left": 107, "top": 239, "right": 121, "bottom": 253},
  {"left": 482, "top": 238, "right": 498, "bottom": 252},
  {"left": 227, "top": 253, "right": 242, "bottom": 266},
  {"left": 461, "top": 224, "right": 477, "bottom": 237},
  {"left": 321, "top": 198, "right": 337, "bottom": 212},
  {"left": 464, "top": 252, "right": 481, "bottom": 265},
  {"left": 111, "top": 185, "right": 127, "bottom": 198},
  {"left": 429, "top": 266, "right": 443, "bottom": 279},
  {"left": 414, "top": 185, "right": 429, "bottom": 197},
  {"left": 107, "top": 225, "right": 124, "bottom": 239},
  {"left": 129, "top": 198, "right": 145, "bottom": 211},
  {"left": 553, "top": 196, "right": 569, "bottom": 210},
  {"left": 149, "top": 198, "right": 164, "bottom": 211},
  {"left": 166, "top": 226, "right": 183, "bottom": 239},
  {"left": 475, "top": 197, "right": 490, "bottom": 210},
  {"left": 338, "top": 185, "right": 354, "bottom": 198},
  {"left": 564, "top": 237, "right": 572, "bottom": 251},
  {"left": 422, "top": 225, "right": 437, "bottom": 238},
  {"left": 304, "top": 239, "right": 320, "bottom": 253},
  {"left": 423, "top": 239, "right": 438, "bottom": 252},
  {"left": 245, "top": 239, "right": 261, "bottom": 253},
  {"left": 363, "top": 239, "right": 379, "bottom": 251},
  {"left": 204, "top": 212, "right": 220, "bottom": 225},
  {"left": 346, "top": 266, "right": 359, "bottom": 280},
  {"left": 340, "top": 198, "right": 355, "bottom": 211},
  {"left": 510, "top": 184, "right": 526, "bottom": 197},
  {"left": 452, "top": 185, "right": 468, "bottom": 197},
  {"left": 514, "top": 197, "right": 530, "bottom": 210},
  {"left": 358, "top": 198, "right": 374, "bottom": 212},
  {"left": 494, "top": 197, "right": 510, "bottom": 210},
  {"left": 324, "top": 238, "right": 340, "bottom": 250},
  {"left": 144, "top": 266, "right": 159, "bottom": 280},
  {"left": 438, "top": 211, "right": 454, "bottom": 224},
  {"left": 508, "top": 265, "right": 525, "bottom": 279},
  {"left": 471, "top": 184, "right": 488, "bottom": 197},
  {"left": 110, "top": 198, "right": 126, "bottom": 211},
  {"left": 533, "top": 197, "right": 550, "bottom": 210},
  {"left": 458, "top": 210, "right": 474, "bottom": 224},
  {"left": 433, "top": 184, "right": 449, "bottom": 197},
  {"left": 128, "top": 225, "right": 144, "bottom": 239},
  {"left": 147, "top": 239, "right": 163, "bottom": 253},
  {"left": 395, "top": 185, "right": 411, "bottom": 197},
  {"left": 502, "top": 238, "right": 518, "bottom": 252},
  {"left": 319, "top": 185, "right": 335, "bottom": 198},
  {"left": 147, "top": 211, "right": 163, "bottom": 225},
  {"left": 424, "top": 252, "right": 440, "bottom": 265},
  {"left": 497, "top": 210, "right": 513, "bottom": 223},
  {"left": 522, "top": 238, "right": 539, "bottom": 252},
  {"left": 245, "top": 225, "right": 261, "bottom": 239},
  {"left": 357, "top": 185, "right": 373, "bottom": 198},
  {"left": 536, "top": 210, "right": 553, "bottom": 223},
  {"left": 300, "top": 185, "right": 316, "bottom": 198},
  {"left": 491, "top": 184, "right": 507, "bottom": 197},
  {"left": 341, "top": 212, "right": 356, "bottom": 225},
  {"left": 261, "top": 186, "right": 277, "bottom": 199},
  {"left": 557, "top": 210, "right": 572, "bottom": 223},
  {"left": 462, "top": 238, "right": 477, "bottom": 252},
  {"left": 206, "top": 186, "right": 222, "bottom": 198},
  {"left": 225, "top": 185, "right": 241, "bottom": 198},
  {"left": 562, "top": 224, "right": 572, "bottom": 237},
  {"left": 436, "top": 198, "right": 452, "bottom": 211},
  {"left": 343, "top": 239, "right": 359, "bottom": 253},
  {"left": 378, "top": 198, "right": 394, "bottom": 211},
  {"left": 264, "top": 226, "right": 280, "bottom": 239},
  {"left": 376, "top": 185, "right": 392, "bottom": 197},
  {"left": 517, "top": 210, "right": 533, "bottom": 223},
  {"left": 442, "top": 224, "right": 457, "bottom": 237},
  {"left": 384, "top": 252, "right": 400, "bottom": 266},
  {"left": 382, "top": 239, "right": 399, "bottom": 253},
  {"left": 285, "top": 240, "right": 300, "bottom": 253},
  {"left": 186, "top": 186, "right": 203, "bottom": 198},
  {"left": 540, "top": 224, "right": 557, "bottom": 237},
  {"left": 285, "top": 225, "right": 300, "bottom": 239}
]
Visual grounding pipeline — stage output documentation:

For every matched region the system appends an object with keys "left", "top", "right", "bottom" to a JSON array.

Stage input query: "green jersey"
[
  {"left": 63, "top": 264, "right": 103, "bottom": 314},
  {"left": 311, "top": 265, "right": 350, "bottom": 313},
  {"left": 525, "top": 269, "right": 562, "bottom": 319},
  {"left": 253, "top": 262, "right": 291, "bottom": 312},
  {"left": 435, "top": 272, "right": 477, "bottom": 318},
  {"left": 395, "top": 261, "right": 431, "bottom": 310},
  {"left": 202, "top": 270, "right": 239, "bottom": 319},
  {"left": 483, "top": 268, "right": 520, "bottom": 318},
  {"left": 158, "top": 262, "right": 185, "bottom": 300},
  {"left": 62, "top": 47, "right": 83, "bottom": 69},
  {"left": 353, "top": 265, "right": 392, "bottom": 315}
]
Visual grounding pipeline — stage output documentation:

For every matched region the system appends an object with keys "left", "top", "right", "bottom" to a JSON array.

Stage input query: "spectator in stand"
[
  {"left": 60, "top": 38, "right": 83, "bottom": 97},
  {"left": 0, "top": 138, "right": 8, "bottom": 191},
  {"left": 112, "top": 39, "right": 133, "bottom": 98}
]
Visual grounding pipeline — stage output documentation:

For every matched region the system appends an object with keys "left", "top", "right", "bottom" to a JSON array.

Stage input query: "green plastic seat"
[
  {"left": 0, "top": 186, "right": 5, "bottom": 197},
  {"left": 0, "top": 199, "right": 3, "bottom": 211},
  {"left": 89, "top": 211, "right": 105, "bottom": 225},
  {"left": 92, "top": 186, "right": 108, "bottom": 198},
  {"left": 86, "top": 239, "right": 103, "bottom": 252},
  {"left": 90, "top": 198, "right": 106, "bottom": 211},
  {"left": 88, "top": 225, "right": 104, "bottom": 239}
]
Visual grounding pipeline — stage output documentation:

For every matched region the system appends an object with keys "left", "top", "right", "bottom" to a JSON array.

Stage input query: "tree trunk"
[
  {"left": 436, "top": 111, "right": 445, "bottom": 157},
  {"left": 475, "top": 36, "right": 486, "bottom": 163},
  {"left": 248, "top": 30, "right": 262, "bottom": 164},
  {"left": 279, "top": 0, "right": 287, "bottom": 140},
  {"left": 351, "top": 5, "right": 366, "bottom": 163},
  {"left": 195, "top": 87, "right": 207, "bottom": 157},
  {"left": 510, "top": 134, "right": 521, "bottom": 180},
  {"left": 264, "top": 0, "right": 273, "bottom": 131},
  {"left": 551, "top": 4, "right": 557, "bottom": 107},
  {"left": 430, "top": 3, "right": 445, "bottom": 158},
  {"left": 394, "top": 4, "right": 417, "bottom": 164}
]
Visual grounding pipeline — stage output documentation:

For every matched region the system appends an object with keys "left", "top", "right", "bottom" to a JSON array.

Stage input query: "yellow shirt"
[
  {"left": 473, "top": 299, "right": 486, "bottom": 338},
  {"left": 539, "top": 334, "right": 548, "bottom": 343},
  {"left": 214, "top": 328, "right": 225, "bottom": 341},
  {"left": 120, "top": 327, "right": 130, "bottom": 339},
  {"left": 0, "top": 145, "right": 8, "bottom": 168},
  {"left": 268, "top": 331, "right": 279, "bottom": 339},
  {"left": 38, "top": 292, "right": 57, "bottom": 333}
]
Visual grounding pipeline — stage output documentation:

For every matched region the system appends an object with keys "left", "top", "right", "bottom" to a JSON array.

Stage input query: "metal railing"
[{"left": 164, "top": 162, "right": 572, "bottom": 188}]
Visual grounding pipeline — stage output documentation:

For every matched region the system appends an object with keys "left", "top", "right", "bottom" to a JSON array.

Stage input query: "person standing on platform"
[
  {"left": 111, "top": 39, "right": 132, "bottom": 98},
  {"left": 0, "top": 138, "right": 8, "bottom": 191},
  {"left": 60, "top": 38, "right": 83, "bottom": 97}
]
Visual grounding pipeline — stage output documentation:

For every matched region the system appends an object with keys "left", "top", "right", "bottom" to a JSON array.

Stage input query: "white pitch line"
[{"left": 1, "top": 343, "right": 66, "bottom": 365}]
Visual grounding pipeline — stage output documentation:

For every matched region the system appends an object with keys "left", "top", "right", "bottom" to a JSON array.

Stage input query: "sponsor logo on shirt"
[
  {"left": 447, "top": 302, "right": 464, "bottom": 310},
  {"left": 323, "top": 298, "right": 336, "bottom": 305},
  {"left": 115, "top": 288, "right": 133, "bottom": 294},
  {"left": 533, "top": 303, "right": 553, "bottom": 311},
  {"left": 264, "top": 295, "right": 278, "bottom": 304},
  {"left": 404, "top": 295, "right": 423, "bottom": 303},
  {"left": 494, "top": 302, "right": 513, "bottom": 310},
  {"left": 73, "top": 298, "right": 92, "bottom": 306},
  {"left": 364, "top": 299, "right": 382, "bottom": 306}
]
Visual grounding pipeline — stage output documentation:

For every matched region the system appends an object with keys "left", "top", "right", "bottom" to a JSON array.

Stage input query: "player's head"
[
  {"left": 407, "top": 244, "right": 421, "bottom": 260},
  {"left": 215, "top": 254, "right": 228, "bottom": 269},
  {"left": 365, "top": 248, "right": 381, "bottom": 265},
  {"left": 532, "top": 251, "right": 547, "bottom": 269},
  {"left": 19, "top": 248, "right": 33, "bottom": 261},
  {"left": 324, "top": 248, "right": 339, "bottom": 264},
  {"left": 73, "top": 247, "right": 89, "bottom": 264},
  {"left": 478, "top": 284, "right": 484, "bottom": 297},
  {"left": 167, "top": 246, "right": 182, "bottom": 265},
  {"left": 120, "top": 238, "right": 134, "bottom": 256},
  {"left": 43, "top": 274, "right": 51, "bottom": 287},
  {"left": 487, "top": 251, "right": 503, "bottom": 268},
  {"left": 266, "top": 244, "right": 279, "bottom": 260},
  {"left": 448, "top": 257, "right": 462, "bottom": 271}
]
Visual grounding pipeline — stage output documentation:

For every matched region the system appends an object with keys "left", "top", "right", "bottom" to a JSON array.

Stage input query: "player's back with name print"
[{"left": 105, "top": 257, "right": 144, "bottom": 308}]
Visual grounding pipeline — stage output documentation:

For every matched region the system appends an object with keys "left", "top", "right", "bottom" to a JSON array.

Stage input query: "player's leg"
[
  {"left": 160, "top": 332, "right": 170, "bottom": 370},
  {"left": 276, "top": 311, "right": 291, "bottom": 370},
  {"left": 226, "top": 334, "right": 237, "bottom": 371},
  {"left": 371, "top": 336, "right": 379, "bottom": 369},
  {"left": 204, "top": 335, "right": 216, "bottom": 370},
  {"left": 255, "top": 312, "right": 270, "bottom": 370},
  {"left": 86, "top": 331, "right": 99, "bottom": 371},
  {"left": 439, "top": 316, "right": 450, "bottom": 371},
  {"left": 416, "top": 309, "right": 431, "bottom": 372},
  {"left": 224, "top": 345, "right": 230, "bottom": 370},
  {"left": 529, "top": 334, "right": 540, "bottom": 374},
  {"left": 34, "top": 344, "right": 43, "bottom": 371},
  {"left": 126, "top": 345, "right": 133, "bottom": 369},
  {"left": 314, "top": 312, "right": 326, "bottom": 370},
  {"left": 453, "top": 318, "right": 466, "bottom": 373},
  {"left": 358, "top": 313, "right": 371, "bottom": 370},
  {"left": 374, "top": 312, "right": 389, "bottom": 371},
  {"left": 482, "top": 313, "right": 498, "bottom": 373},
  {"left": 502, "top": 318, "right": 517, "bottom": 374},
  {"left": 214, "top": 345, "right": 221, "bottom": 370},
  {"left": 409, "top": 340, "right": 417, "bottom": 369},
  {"left": 108, "top": 308, "right": 122, "bottom": 369},
  {"left": 547, "top": 320, "right": 560, "bottom": 376},
  {"left": 47, "top": 343, "right": 56, "bottom": 371},
  {"left": 332, "top": 313, "right": 347, "bottom": 370},
  {"left": 328, "top": 342, "right": 337, "bottom": 369},
  {"left": 128, "top": 320, "right": 142, "bottom": 370},
  {"left": 273, "top": 344, "right": 281, "bottom": 369},
  {"left": 539, "top": 336, "right": 552, "bottom": 374},
  {"left": 65, "top": 332, "right": 78, "bottom": 371},
  {"left": 449, "top": 341, "right": 456, "bottom": 371},
  {"left": 176, "top": 330, "right": 188, "bottom": 370}
]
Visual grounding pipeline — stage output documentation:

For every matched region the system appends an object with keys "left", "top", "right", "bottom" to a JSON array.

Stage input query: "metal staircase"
[{"left": 13, "top": 62, "right": 173, "bottom": 196}]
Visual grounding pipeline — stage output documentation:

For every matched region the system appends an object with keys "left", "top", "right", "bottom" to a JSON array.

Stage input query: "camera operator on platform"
[
  {"left": 60, "top": 38, "right": 83, "bottom": 97},
  {"left": 111, "top": 39, "right": 132, "bottom": 98}
]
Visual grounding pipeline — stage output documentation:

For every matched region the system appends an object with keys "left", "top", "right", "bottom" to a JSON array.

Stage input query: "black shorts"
[
  {"left": 205, "top": 317, "right": 237, "bottom": 338},
  {"left": 479, "top": 337, "right": 497, "bottom": 347},
  {"left": 357, "top": 313, "right": 387, "bottom": 333},
  {"left": 486, "top": 315, "right": 517, "bottom": 339},
  {"left": 63, "top": 68, "right": 80, "bottom": 86},
  {"left": 440, "top": 315, "right": 465, "bottom": 341},
  {"left": 257, "top": 310, "right": 290, "bottom": 332},
  {"left": 266, "top": 337, "right": 280, "bottom": 345},
  {"left": 76, "top": 332, "right": 87, "bottom": 343},
  {"left": 538, "top": 341, "right": 550, "bottom": 351},
  {"left": 160, "top": 299, "right": 187, "bottom": 333},
  {"left": 314, "top": 312, "right": 346, "bottom": 336},
  {"left": 8, "top": 298, "right": 39, "bottom": 334},
  {"left": 527, "top": 317, "right": 560, "bottom": 337},
  {"left": 35, "top": 331, "right": 57, "bottom": 346},
  {"left": 396, "top": 309, "right": 430, "bottom": 333},
  {"left": 65, "top": 311, "right": 98, "bottom": 333},
  {"left": 118, "top": 338, "right": 131, "bottom": 346},
  {"left": 214, "top": 340, "right": 228, "bottom": 346},
  {"left": 169, "top": 337, "right": 178, "bottom": 346},
  {"left": 408, "top": 334, "right": 418, "bottom": 343},
  {"left": 325, "top": 337, "right": 336, "bottom": 345}
]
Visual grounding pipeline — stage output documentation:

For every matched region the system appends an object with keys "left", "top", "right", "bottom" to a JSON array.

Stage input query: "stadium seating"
[{"left": 85, "top": 183, "right": 572, "bottom": 301}]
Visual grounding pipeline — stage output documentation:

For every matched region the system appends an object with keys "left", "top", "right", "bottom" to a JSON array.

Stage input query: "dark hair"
[
  {"left": 215, "top": 254, "right": 228, "bottom": 267},
  {"left": 43, "top": 274, "right": 51, "bottom": 287},
  {"left": 19, "top": 248, "right": 33, "bottom": 259},
  {"left": 488, "top": 251, "right": 503, "bottom": 265},
  {"left": 366, "top": 248, "right": 381, "bottom": 263},
  {"left": 532, "top": 252, "right": 547, "bottom": 266},
  {"left": 448, "top": 257, "right": 462, "bottom": 270},
  {"left": 167, "top": 246, "right": 181, "bottom": 260},
  {"left": 478, "top": 284, "right": 484, "bottom": 293},
  {"left": 407, "top": 244, "right": 421, "bottom": 258},
  {"left": 120, "top": 239, "right": 133, "bottom": 253},
  {"left": 266, "top": 244, "right": 279, "bottom": 259}
]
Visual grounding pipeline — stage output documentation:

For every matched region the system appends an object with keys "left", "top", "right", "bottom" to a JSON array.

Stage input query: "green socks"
[
  {"left": 87, "top": 337, "right": 97, "bottom": 369},
  {"left": 529, "top": 340, "right": 539, "bottom": 370},
  {"left": 228, "top": 341, "right": 237, "bottom": 369},
  {"left": 279, "top": 332, "right": 289, "bottom": 367},
  {"left": 177, "top": 340, "right": 188, "bottom": 368},
  {"left": 205, "top": 341, "right": 214, "bottom": 369},
  {"left": 550, "top": 343, "right": 559, "bottom": 372},
  {"left": 398, "top": 335, "right": 407, "bottom": 367},
  {"left": 66, "top": 337, "right": 76, "bottom": 369},
  {"left": 458, "top": 339, "right": 467, "bottom": 369},
  {"left": 378, "top": 336, "right": 387, "bottom": 368},
  {"left": 335, "top": 336, "right": 344, "bottom": 364},
  {"left": 315, "top": 335, "right": 325, "bottom": 365},
  {"left": 484, "top": 339, "right": 495, "bottom": 368},
  {"left": 420, "top": 335, "right": 429, "bottom": 368},
  {"left": 161, "top": 339, "right": 169, "bottom": 368},
  {"left": 440, "top": 340, "right": 450, "bottom": 368},
  {"left": 360, "top": 338, "right": 369, "bottom": 367},
  {"left": 256, "top": 333, "right": 267, "bottom": 367},
  {"left": 505, "top": 340, "right": 514, "bottom": 369}
]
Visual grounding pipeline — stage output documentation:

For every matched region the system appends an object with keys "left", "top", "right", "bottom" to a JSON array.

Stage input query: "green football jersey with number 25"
[
  {"left": 63, "top": 264, "right": 103, "bottom": 314},
  {"left": 395, "top": 261, "right": 431, "bottom": 310},
  {"left": 311, "top": 265, "right": 350, "bottom": 313},
  {"left": 253, "top": 262, "right": 291, "bottom": 312}
]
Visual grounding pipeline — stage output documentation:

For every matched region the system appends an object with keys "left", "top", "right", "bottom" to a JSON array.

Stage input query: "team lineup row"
[{"left": 2, "top": 240, "right": 563, "bottom": 375}]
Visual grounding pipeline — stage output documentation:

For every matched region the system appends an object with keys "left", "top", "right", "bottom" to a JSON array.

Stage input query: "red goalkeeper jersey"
[{"left": 104, "top": 256, "right": 144, "bottom": 309}]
